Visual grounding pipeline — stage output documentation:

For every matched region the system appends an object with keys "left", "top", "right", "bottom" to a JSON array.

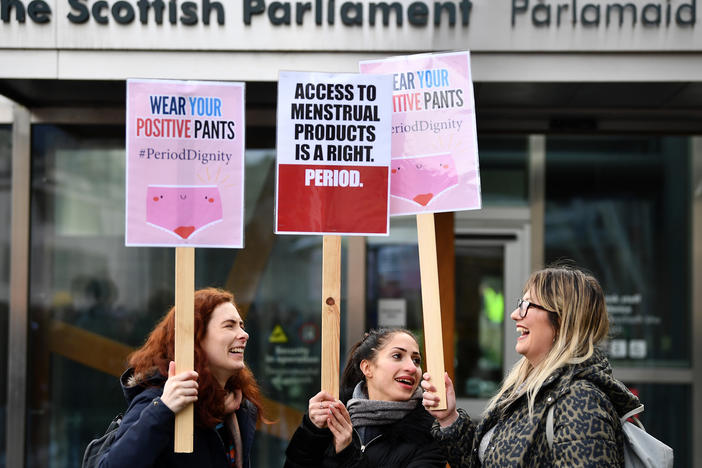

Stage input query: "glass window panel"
[
  {"left": 366, "top": 218, "right": 423, "bottom": 339},
  {"left": 0, "top": 124, "right": 11, "bottom": 465},
  {"left": 477, "top": 135, "right": 529, "bottom": 206},
  {"left": 544, "top": 136, "right": 691, "bottom": 367},
  {"left": 245, "top": 234, "right": 348, "bottom": 467},
  {"left": 454, "top": 243, "right": 504, "bottom": 398},
  {"left": 28, "top": 124, "right": 174, "bottom": 468}
]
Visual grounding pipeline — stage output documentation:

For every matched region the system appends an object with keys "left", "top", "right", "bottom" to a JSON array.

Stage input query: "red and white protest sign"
[{"left": 275, "top": 71, "right": 392, "bottom": 235}]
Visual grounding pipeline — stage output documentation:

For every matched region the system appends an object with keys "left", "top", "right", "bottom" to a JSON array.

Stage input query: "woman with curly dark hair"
[{"left": 98, "top": 287, "right": 266, "bottom": 468}]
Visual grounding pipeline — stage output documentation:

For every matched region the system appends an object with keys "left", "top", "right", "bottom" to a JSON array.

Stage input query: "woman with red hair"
[{"left": 97, "top": 287, "right": 265, "bottom": 468}]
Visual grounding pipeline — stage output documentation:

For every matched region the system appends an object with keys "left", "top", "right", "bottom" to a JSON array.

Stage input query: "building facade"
[{"left": 0, "top": 0, "right": 701, "bottom": 466}]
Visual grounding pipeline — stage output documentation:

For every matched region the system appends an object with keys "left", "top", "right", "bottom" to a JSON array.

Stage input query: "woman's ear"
[{"left": 360, "top": 359, "right": 372, "bottom": 380}]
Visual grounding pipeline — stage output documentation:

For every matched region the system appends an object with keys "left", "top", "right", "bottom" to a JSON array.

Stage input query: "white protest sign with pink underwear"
[
  {"left": 360, "top": 51, "right": 481, "bottom": 216},
  {"left": 125, "top": 79, "right": 245, "bottom": 248}
]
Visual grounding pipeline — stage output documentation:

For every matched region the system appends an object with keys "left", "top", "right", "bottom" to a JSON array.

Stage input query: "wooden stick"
[
  {"left": 174, "top": 247, "right": 195, "bottom": 453},
  {"left": 321, "top": 235, "right": 341, "bottom": 399},
  {"left": 416, "top": 213, "right": 447, "bottom": 410}
]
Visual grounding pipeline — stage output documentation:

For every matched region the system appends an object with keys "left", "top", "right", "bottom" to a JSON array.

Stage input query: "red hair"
[{"left": 128, "top": 287, "right": 266, "bottom": 427}]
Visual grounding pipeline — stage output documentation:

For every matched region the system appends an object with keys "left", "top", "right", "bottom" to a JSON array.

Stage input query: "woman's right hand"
[
  {"left": 161, "top": 361, "right": 199, "bottom": 414},
  {"left": 421, "top": 372, "right": 459, "bottom": 428},
  {"left": 307, "top": 391, "right": 336, "bottom": 429}
]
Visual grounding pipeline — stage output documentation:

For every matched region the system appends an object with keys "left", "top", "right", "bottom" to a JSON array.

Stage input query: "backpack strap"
[
  {"left": 621, "top": 404, "right": 645, "bottom": 430},
  {"left": 546, "top": 404, "right": 555, "bottom": 450}
]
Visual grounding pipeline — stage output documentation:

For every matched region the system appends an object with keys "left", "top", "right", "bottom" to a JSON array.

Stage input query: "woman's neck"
[{"left": 213, "top": 371, "right": 229, "bottom": 389}]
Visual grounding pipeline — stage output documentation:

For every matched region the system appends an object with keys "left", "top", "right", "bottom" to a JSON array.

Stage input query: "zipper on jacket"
[{"left": 354, "top": 428, "right": 383, "bottom": 453}]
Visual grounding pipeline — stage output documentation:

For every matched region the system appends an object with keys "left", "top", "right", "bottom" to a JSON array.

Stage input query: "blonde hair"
[{"left": 486, "top": 266, "right": 609, "bottom": 417}]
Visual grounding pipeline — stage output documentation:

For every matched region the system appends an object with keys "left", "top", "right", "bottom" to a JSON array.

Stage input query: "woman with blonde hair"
[{"left": 422, "top": 265, "right": 641, "bottom": 467}]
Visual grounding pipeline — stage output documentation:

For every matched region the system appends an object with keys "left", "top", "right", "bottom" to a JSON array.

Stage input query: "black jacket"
[
  {"left": 285, "top": 401, "right": 446, "bottom": 468},
  {"left": 97, "top": 368, "right": 257, "bottom": 468}
]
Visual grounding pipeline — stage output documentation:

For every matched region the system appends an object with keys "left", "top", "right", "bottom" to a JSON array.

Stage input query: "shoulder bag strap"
[
  {"left": 621, "top": 404, "right": 645, "bottom": 430},
  {"left": 546, "top": 404, "right": 555, "bottom": 450}
]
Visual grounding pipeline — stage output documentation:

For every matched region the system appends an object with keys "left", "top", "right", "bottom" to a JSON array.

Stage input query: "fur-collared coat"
[{"left": 434, "top": 349, "right": 640, "bottom": 467}]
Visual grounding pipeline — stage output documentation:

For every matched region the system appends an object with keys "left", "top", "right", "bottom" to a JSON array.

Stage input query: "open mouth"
[
  {"left": 394, "top": 377, "right": 415, "bottom": 388},
  {"left": 517, "top": 326, "right": 529, "bottom": 340},
  {"left": 229, "top": 347, "right": 245, "bottom": 355}
]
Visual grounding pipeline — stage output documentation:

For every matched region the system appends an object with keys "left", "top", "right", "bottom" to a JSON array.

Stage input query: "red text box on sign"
[{"left": 277, "top": 164, "right": 388, "bottom": 234}]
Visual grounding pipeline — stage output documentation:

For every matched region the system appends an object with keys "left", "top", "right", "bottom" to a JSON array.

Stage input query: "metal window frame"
[
  {"left": 692, "top": 136, "right": 702, "bottom": 468},
  {"left": 6, "top": 104, "right": 30, "bottom": 468},
  {"left": 529, "top": 134, "right": 545, "bottom": 271}
]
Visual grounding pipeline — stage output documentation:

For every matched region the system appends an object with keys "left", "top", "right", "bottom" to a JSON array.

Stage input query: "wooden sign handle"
[
  {"left": 321, "top": 235, "right": 341, "bottom": 399},
  {"left": 174, "top": 247, "right": 195, "bottom": 453},
  {"left": 416, "top": 214, "right": 447, "bottom": 410}
]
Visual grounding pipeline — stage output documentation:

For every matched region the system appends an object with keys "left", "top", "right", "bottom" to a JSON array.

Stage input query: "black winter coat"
[
  {"left": 284, "top": 401, "right": 446, "bottom": 468},
  {"left": 97, "top": 369, "right": 257, "bottom": 468}
]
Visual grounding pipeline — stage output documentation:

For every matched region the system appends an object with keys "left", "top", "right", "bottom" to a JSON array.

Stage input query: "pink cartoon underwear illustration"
[
  {"left": 390, "top": 153, "right": 459, "bottom": 207},
  {"left": 146, "top": 185, "right": 223, "bottom": 239}
]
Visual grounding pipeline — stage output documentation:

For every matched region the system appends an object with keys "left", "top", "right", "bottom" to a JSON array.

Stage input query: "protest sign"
[
  {"left": 361, "top": 51, "right": 481, "bottom": 410},
  {"left": 275, "top": 71, "right": 393, "bottom": 235},
  {"left": 126, "top": 79, "right": 245, "bottom": 248},
  {"left": 360, "top": 51, "right": 481, "bottom": 216},
  {"left": 126, "top": 79, "right": 246, "bottom": 452},
  {"left": 276, "top": 71, "right": 391, "bottom": 397}
]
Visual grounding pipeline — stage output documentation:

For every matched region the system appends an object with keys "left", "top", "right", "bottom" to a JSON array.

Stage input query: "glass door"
[{"left": 452, "top": 227, "right": 529, "bottom": 419}]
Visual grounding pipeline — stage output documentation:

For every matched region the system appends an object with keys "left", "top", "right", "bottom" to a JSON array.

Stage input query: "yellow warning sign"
[{"left": 269, "top": 324, "right": 288, "bottom": 343}]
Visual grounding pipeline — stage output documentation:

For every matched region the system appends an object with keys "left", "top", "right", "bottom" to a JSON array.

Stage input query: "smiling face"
[
  {"left": 510, "top": 289, "right": 557, "bottom": 366},
  {"left": 361, "top": 332, "right": 422, "bottom": 402},
  {"left": 201, "top": 302, "right": 249, "bottom": 387}
]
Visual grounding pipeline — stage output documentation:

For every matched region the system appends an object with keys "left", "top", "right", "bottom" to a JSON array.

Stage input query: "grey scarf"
[{"left": 346, "top": 381, "right": 422, "bottom": 427}]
